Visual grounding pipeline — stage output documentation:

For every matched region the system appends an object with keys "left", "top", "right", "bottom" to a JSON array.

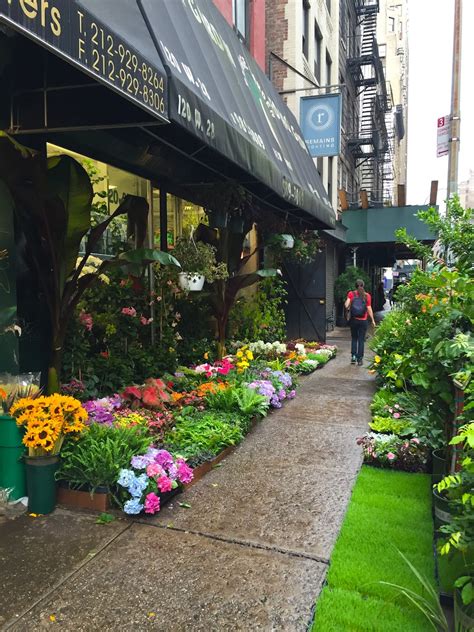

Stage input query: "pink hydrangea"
[
  {"left": 157, "top": 476, "right": 173, "bottom": 493},
  {"left": 176, "top": 459, "right": 194, "bottom": 484},
  {"left": 121, "top": 307, "right": 137, "bottom": 317},
  {"left": 386, "top": 452, "right": 396, "bottom": 460},
  {"left": 393, "top": 412, "right": 401, "bottom": 419},
  {"left": 411, "top": 437, "right": 420, "bottom": 444},
  {"left": 144, "top": 492, "right": 160, "bottom": 514},
  {"left": 140, "top": 315, "right": 153, "bottom": 326},
  {"left": 146, "top": 463, "right": 164, "bottom": 479},
  {"left": 154, "top": 450, "right": 174, "bottom": 469}
]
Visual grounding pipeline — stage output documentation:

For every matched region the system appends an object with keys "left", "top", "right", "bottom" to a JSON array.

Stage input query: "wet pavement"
[{"left": 0, "top": 329, "right": 375, "bottom": 631}]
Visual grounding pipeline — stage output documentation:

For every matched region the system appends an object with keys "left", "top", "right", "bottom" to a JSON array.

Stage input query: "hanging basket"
[
  {"left": 279, "top": 234, "right": 294, "bottom": 249},
  {"left": 178, "top": 272, "right": 205, "bottom": 292}
]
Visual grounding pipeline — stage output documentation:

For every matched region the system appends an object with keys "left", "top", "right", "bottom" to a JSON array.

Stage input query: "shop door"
[{"left": 283, "top": 252, "right": 326, "bottom": 342}]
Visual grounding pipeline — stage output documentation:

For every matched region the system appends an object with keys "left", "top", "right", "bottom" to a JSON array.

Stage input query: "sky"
[{"left": 407, "top": 0, "right": 473, "bottom": 205}]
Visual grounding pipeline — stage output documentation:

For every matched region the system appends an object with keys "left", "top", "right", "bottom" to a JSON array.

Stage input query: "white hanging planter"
[
  {"left": 280, "top": 234, "right": 295, "bottom": 249},
  {"left": 178, "top": 272, "right": 205, "bottom": 292}
]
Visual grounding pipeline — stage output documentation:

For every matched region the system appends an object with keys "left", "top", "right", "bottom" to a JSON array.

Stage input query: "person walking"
[
  {"left": 376, "top": 281, "right": 386, "bottom": 311},
  {"left": 345, "top": 279, "right": 376, "bottom": 366}
]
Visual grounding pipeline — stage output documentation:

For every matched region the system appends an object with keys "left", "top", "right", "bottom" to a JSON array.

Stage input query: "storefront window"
[{"left": 152, "top": 189, "right": 206, "bottom": 249}]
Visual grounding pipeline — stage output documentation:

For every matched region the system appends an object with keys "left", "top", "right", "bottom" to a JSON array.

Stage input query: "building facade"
[
  {"left": 376, "top": 0, "right": 408, "bottom": 205},
  {"left": 459, "top": 170, "right": 474, "bottom": 210}
]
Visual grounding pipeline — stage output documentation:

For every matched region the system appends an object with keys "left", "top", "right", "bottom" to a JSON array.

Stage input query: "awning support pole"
[{"left": 160, "top": 187, "right": 168, "bottom": 253}]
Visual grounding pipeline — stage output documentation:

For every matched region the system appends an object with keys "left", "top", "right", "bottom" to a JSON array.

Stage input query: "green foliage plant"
[
  {"left": 164, "top": 409, "right": 244, "bottom": 458},
  {"left": 334, "top": 266, "right": 371, "bottom": 305},
  {"left": 172, "top": 237, "right": 228, "bottom": 282},
  {"left": 56, "top": 423, "right": 153, "bottom": 494},
  {"left": 369, "top": 415, "right": 414, "bottom": 436},
  {"left": 229, "top": 276, "right": 287, "bottom": 343},
  {"left": 205, "top": 385, "right": 269, "bottom": 419}
]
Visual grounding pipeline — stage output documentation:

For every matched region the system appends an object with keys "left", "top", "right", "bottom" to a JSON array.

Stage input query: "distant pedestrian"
[
  {"left": 376, "top": 282, "right": 386, "bottom": 311},
  {"left": 388, "top": 287, "right": 394, "bottom": 307},
  {"left": 345, "top": 279, "right": 376, "bottom": 366}
]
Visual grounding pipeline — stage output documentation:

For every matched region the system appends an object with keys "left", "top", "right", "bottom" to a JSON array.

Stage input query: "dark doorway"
[{"left": 283, "top": 252, "right": 327, "bottom": 342}]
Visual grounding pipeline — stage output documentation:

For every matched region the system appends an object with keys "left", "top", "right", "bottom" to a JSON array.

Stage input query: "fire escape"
[{"left": 348, "top": 0, "right": 391, "bottom": 205}]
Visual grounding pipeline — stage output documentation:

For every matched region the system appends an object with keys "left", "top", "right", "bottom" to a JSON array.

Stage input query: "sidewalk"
[{"left": 0, "top": 331, "right": 375, "bottom": 631}]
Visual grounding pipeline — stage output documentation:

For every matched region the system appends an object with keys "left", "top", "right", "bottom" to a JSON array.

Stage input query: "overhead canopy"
[
  {"left": 138, "top": 0, "right": 335, "bottom": 228},
  {"left": 0, "top": 0, "right": 169, "bottom": 123}
]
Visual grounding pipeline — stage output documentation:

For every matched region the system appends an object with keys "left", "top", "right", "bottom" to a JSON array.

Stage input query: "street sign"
[{"left": 437, "top": 115, "right": 450, "bottom": 157}]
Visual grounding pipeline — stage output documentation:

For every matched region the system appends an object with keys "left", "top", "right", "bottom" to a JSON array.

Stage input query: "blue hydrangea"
[
  {"left": 128, "top": 473, "right": 149, "bottom": 498},
  {"left": 123, "top": 498, "right": 144, "bottom": 515},
  {"left": 117, "top": 468, "right": 135, "bottom": 488}
]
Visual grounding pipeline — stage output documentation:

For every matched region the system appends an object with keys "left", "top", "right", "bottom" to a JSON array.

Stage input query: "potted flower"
[
  {"left": 172, "top": 237, "right": 228, "bottom": 291},
  {"left": 10, "top": 394, "right": 87, "bottom": 514}
]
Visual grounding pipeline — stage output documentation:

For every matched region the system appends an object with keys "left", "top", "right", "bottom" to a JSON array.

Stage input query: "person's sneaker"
[
  {"left": 357, "top": 359, "right": 363, "bottom": 366},
  {"left": 351, "top": 355, "right": 357, "bottom": 364}
]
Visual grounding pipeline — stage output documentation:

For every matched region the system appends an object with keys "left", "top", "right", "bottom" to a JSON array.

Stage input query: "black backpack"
[{"left": 351, "top": 295, "right": 367, "bottom": 318}]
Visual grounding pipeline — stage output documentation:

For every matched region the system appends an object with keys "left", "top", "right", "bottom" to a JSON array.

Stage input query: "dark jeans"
[{"left": 350, "top": 319, "right": 368, "bottom": 360}]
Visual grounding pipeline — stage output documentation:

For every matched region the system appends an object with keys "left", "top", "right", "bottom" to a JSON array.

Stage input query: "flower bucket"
[
  {"left": 280, "top": 234, "right": 294, "bottom": 249},
  {"left": 431, "top": 448, "right": 447, "bottom": 486},
  {"left": 25, "top": 454, "right": 60, "bottom": 514},
  {"left": 0, "top": 414, "right": 26, "bottom": 501},
  {"left": 178, "top": 272, "right": 205, "bottom": 292}
]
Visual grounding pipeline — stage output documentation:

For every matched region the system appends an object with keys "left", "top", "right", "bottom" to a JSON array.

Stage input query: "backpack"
[{"left": 350, "top": 295, "right": 367, "bottom": 318}]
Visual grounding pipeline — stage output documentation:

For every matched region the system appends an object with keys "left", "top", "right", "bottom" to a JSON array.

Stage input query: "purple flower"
[
  {"left": 131, "top": 454, "right": 152, "bottom": 470},
  {"left": 168, "top": 464, "right": 179, "bottom": 481},
  {"left": 176, "top": 459, "right": 194, "bottom": 484},
  {"left": 287, "top": 390, "right": 296, "bottom": 399},
  {"left": 154, "top": 450, "right": 174, "bottom": 469},
  {"left": 83, "top": 395, "right": 122, "bottom": 425},
  {"left": 278, "top": 389, "right": 286, "bottom": 400}
]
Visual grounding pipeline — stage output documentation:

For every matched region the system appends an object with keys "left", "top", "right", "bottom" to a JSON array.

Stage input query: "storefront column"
[{"left": 160, "top": 187, "right": 168, "bottom": 253}]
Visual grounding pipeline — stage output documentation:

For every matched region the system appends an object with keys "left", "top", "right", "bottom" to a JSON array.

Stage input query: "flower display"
[
  {"left": 83, "top": 395, "right": 122, "bottom": 425},
  {"left": 235, "top": 345, "right": 254, "bottom": 373},
  {"left": 118, "top": 447, "right": 193, "bottom": 515},
  {"left": 356, "top": 432, "right": 430, "bottom": 473},
  {"left": 10, "top": 394, "right": 87, "bottom": 455},
  {"left": 194, "top": 357, "right": 234, "bottom": 378}
]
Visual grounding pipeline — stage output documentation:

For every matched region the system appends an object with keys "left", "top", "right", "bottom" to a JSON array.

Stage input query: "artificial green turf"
[{"left": 312, "top": 467, "right": 435, "bottom": 632}]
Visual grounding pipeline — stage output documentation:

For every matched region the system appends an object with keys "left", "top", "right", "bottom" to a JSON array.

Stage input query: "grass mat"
[{"left": 312, "top": 466, "right": 435, "bottom": 631}]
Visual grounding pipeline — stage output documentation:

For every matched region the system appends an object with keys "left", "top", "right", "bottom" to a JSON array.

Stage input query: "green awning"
[{"left": 342, "top": 206, "right": 437, "bottom": 244}]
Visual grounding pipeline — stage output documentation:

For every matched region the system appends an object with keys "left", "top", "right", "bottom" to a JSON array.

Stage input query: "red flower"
[
  {"left": 122, "top": 386, "right": 142, "bottom": 401},
  {"left": 100, "top": 351, "right": 109, "bottom": 359}
]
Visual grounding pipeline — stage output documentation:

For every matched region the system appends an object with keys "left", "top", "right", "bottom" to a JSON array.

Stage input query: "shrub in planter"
[
  {"left": 56, "top": 423, "right": 153, "bottom": 497},
  {"left": 356, "top": 432, "right": 430, "bottom": 473}
]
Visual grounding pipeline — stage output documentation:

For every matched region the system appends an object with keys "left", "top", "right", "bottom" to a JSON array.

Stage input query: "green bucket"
[
  {"left": 25, "top": 455, "right": 60, "bottom": 514},
  {"left": 0, "top": 414, "right": 26, "bottom": 501}
]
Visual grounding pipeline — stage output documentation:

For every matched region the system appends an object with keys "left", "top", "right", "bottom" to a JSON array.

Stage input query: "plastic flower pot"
[
  {"left": 25, "top": 454, "right": 60, "bottom": 514},
  {"left": 178, "top": 272, "right": 205, "bottom": 292},
  {"left": 208, "top": 210, "right": 228, "bottom": 229},
  {"left": 432, "top": 487, "right": 451, "bottom": 531},
  {"left": 279, "top": 234, "right": 294, "bottom": 249},
  {"left": 0, "top": 414, "right": 26, "bottom": 501},
  {"left": 431, "top": 448, "right": 447, "bottom": 486},
  {"left": 454, "top": 575, "right": 474, "bottom": 631}
]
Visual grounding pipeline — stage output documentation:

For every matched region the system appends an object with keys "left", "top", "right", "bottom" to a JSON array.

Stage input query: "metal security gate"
[{"left": 283, "top": 251, "right": 327, "bottom": 342}]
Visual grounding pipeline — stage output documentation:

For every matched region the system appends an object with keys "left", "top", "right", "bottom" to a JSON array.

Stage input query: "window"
[
  {"left": 302, "top": 0, "right": 310, "bottom": 58},
  {"left": 388, "top": 16, "right": 395, "bottom": 32},
  {"left": 325, "top": 50, "right": 332, "bottom": 89},
  {"left": 314, "top": 21, "right": 322, "bottom": 82},
  {"left": 233, "top": 0, "right": 248, "bottom": 42},
  {"left": 378, "top": 43, "right": 386, "bottom": 57}
]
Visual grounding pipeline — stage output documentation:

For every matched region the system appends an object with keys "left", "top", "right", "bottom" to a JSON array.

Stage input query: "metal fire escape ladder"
[{"left": 347, "top": 3, "right": 390, "bottom": 205}]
